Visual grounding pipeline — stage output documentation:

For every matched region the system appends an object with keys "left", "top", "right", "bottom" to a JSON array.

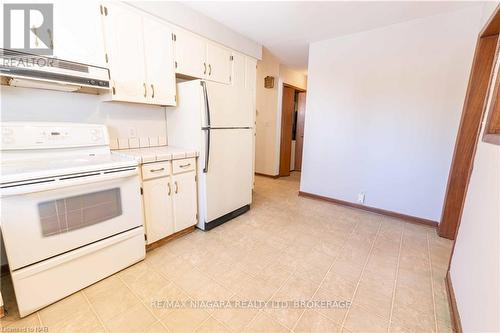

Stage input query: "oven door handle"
[{"left": 0, "top": 168, "right": 138, "bottom": 197}]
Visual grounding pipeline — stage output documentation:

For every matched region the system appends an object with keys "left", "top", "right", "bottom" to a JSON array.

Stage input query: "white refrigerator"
[{"left": 166, "top": 80, "right": 254, "bottom": 230}]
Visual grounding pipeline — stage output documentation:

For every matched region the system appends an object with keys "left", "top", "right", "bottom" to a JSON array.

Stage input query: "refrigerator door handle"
[
  {"left": 203, "top": 128, "right": 210, "bottom": 173},
  {"left": 200, "top": 81, "right": 211, "bottom": 128}
]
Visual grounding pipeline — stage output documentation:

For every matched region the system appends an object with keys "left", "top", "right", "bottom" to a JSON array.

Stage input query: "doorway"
[{"left": 279, "top": 84, "right": 306, "bottom": 177}]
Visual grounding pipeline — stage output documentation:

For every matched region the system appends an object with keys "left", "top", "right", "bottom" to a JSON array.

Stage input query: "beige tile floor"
[{"left": 1, "top": 172, "right": 454, "bottom": 332}]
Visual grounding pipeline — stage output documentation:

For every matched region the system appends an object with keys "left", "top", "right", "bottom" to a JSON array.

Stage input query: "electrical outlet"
[
  {"left": 358, "top": 192, "right": 365, "bottom": 204},
  {"left": 128, "top": 127, "right": 137, "bottom": 138}
]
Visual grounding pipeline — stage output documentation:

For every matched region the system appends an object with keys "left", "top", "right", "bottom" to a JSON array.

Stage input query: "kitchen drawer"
[
  {"left": 172, "top": 158, "right": 195, "bottom": 174},
  {"left": 142, "top": 161, "right": 171, "bottom": 180}
]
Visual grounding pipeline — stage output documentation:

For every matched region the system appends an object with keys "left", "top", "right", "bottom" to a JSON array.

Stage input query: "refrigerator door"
[
  {"left": 204, "top": 81, "right": 253, "bottom": 128},
  {"left": 199, "top": 128, "right": 253, "bottom": 224}
]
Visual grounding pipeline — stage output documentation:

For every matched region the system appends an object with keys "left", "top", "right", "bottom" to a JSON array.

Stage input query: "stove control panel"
[{"left": 1, "top": 122, "right": 109, "bottom": 150}]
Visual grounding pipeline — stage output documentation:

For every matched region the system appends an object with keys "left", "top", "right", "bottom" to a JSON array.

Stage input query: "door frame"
[
  {"left": 295, "top": 91, "right": 307, "bottom": 171},
  {"left": 439, "top": 5, "right": 500, "bottom": 240},
  {"left": 278, "top": 83, "right": 306, "bottom": 177}
]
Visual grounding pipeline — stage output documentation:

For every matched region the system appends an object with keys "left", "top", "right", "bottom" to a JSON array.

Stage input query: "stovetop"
[{"left": 1, "top": 153, "right": 137, "bottom": 184}]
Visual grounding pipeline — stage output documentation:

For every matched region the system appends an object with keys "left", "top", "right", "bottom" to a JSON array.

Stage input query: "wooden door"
[
  {"left": 279, "top": 86, "right": 295, "bottom": 176},
  {"left": 295, "top": 92, "right": 306, "bottom": 171},
  {"left": 172, "top": 172, "right": 198, "bottom": 232},
  {"left": 143, "top": 18, "right": 176, "bottom": 106},
  {"left": 142, "top": 176, "right": 174, "bottom": 244}
]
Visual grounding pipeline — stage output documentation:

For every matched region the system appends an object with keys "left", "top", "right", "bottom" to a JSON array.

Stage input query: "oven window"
[{"left": 38, "top": 188, "right": 123, "bottom": 237}]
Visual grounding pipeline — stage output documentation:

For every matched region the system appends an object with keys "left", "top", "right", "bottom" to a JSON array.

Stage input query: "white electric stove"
[{"left": 0, "top": 122, "right": 145, "bottom": 317}]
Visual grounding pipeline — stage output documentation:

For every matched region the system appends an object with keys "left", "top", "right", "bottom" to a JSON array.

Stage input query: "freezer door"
[
  {"left": 204, "top": 81, "right": 253, "bottom": 128},
  {"left": 200, "top": 128, "right": 253, "bottom": 223}
]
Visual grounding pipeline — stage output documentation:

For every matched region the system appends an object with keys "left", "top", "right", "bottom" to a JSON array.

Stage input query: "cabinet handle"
[
  {"left": 151, "top": 84, "right": 155, "bottom": 98},
  {"left": 179, "top": 163, "right": 191, "bottom": 168},
  {"left": 143, "top": 83, "right": 147, "bottom": 98},
  {"left": 203, "top": 62, "right": 207, "bottom": 75},
  {"left": 208, "top": 64, "right": 212, "bottom": 76},
  {"left": 149, "top": 167, "right": 164, "bottom": 173},
  {"left": 174, "top": 181, "right": 179, "bottom": 194},
  {"left": 167, "top": 182, "right": 171, "bottom": 196}
]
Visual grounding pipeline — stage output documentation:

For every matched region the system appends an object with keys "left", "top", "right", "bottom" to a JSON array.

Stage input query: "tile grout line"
[
  {"left": 36, "top": 311, "right": 43, "bottom": 328},
  {"left": 239, "top": 263, "right": 298, "bottom": 332},
  {"left": 387, "top": 223, "right": 405, "bottom": 333},
  {"left": 81, "top": 290, "right": 109, "bottom": 333},
  {"left": 116, "top": 275, "right": 172, "bottom": 332},
  {"left": 426, "top": 230, "right": 439, "bottom": 333},
  {"left": 339, "top": 218, "right": 383, "bottom": 331},
  {"left": 290, "top": 220, "right": 362, "bottom": 332}
]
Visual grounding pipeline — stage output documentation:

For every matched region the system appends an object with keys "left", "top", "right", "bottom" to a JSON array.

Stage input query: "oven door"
[{"left": 1, "top": 168, "right": 143, "bottom": 270}]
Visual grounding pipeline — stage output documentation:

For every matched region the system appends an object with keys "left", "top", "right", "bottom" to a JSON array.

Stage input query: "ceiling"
[{"left": 184, "top": 1, "right": 482, "bottom": 72}]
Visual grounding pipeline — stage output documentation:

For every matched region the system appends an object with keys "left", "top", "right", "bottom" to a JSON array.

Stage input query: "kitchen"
[
  {"left": 1, "top": 0, "right": 258, "bottom": 326},
  {"left": 2, "top": 1, "right": 499, "bottom": 333}
]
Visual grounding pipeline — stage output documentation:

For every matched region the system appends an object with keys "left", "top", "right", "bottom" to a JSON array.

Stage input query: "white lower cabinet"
[
  {"left": 141, "top": 159, "right": 197, "bottom": 245},
  {"left": 142, "top": 175, "right": 174, "bottom": 244},
  {"left": 172, "top": 171, "right": 198, "bottom": 232}
]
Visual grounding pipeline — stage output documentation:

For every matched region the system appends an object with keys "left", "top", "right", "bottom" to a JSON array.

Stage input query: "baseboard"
[
  {"left": 145, "top": 226, "right": 195, "bottom": 252},
  {"left": 446, "top": 271, "right": 462, "bottom": 333},
  {"left": 255, "top": 172, "right": 279, "bottom": 179},
  {"left": 298, "top": 191, "right": 439, "bottom": 227}
]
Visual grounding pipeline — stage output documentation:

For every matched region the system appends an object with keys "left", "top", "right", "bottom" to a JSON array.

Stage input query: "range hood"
[{"left": 0, "top": 49, "right": 110, "bottom": 93}]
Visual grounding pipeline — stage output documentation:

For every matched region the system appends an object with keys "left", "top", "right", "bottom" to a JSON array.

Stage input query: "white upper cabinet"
[
  {"left": 51, "top": 1, "right": 106, "bottom": 67},
  {"left": 173, "top": 29, "right": 231, "bottom": 84},
  {"left": 143, "top": 19, "right": 176, "bottom": 106},
  {"left": 206, "top": 43, "right": 231, "bottom": 84},
  {"left": 174, "top": 30, "right": 206, "bottom": 79},
  {"left": 101, "top": 2, "right": 176, "bottom": 106},
  {"left": 101, "top": 2, "right": 147, "bottom": 103}
]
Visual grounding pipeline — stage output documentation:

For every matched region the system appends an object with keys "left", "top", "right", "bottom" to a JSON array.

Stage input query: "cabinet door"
[
  {"left": 245, "top": 57, "right": 258, "bottom": 125},
  {"left": 52, "top": 0, "right": 106, "bottom": 67},
  {"left": 206, "top": 43, "right": 231, "bottom": 84},
  {"left": 245, "top": 57, "right": 257, "bottom": 186},
  {"left": 143, "top": 18, "right": 176, "bottom": 106},
  {"left": 142, "top": 177, "right": 174, "bottom": 244},
  {"left": 172, "top": 172, "right": 198, "bottom": 232},
  {"left": 174, "top": 30, "right": 206, "bottom": 79},
  {"left": 102, "top": 2, "right": 147, "bottom": 103}
]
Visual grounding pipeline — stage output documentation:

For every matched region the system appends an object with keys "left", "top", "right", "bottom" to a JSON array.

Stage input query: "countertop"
[{"left": 111, "top": 146, "right": 199, "bottom": 164}]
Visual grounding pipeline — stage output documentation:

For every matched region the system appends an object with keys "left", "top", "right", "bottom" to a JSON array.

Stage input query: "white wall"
[
  {"left": 127, "top": 1, "right": 261, "bottom": 60},
  {"left": 0, "top": 86, "right": 168, "bottom": 141},
  {"left": 255, "top": 48, "right": 308, "bottom": 176},
  {"left": 449, "top": 4, "right": 500, "bottom": 332},
  {"left": 255, "top": 48, "right": 280, "bottom": 175},
  {"left": 300, "top": 6, "right": 483, "bottom": 221},
  {"left": 279, "top": 65, "right": 307, "bottom": 90}
]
